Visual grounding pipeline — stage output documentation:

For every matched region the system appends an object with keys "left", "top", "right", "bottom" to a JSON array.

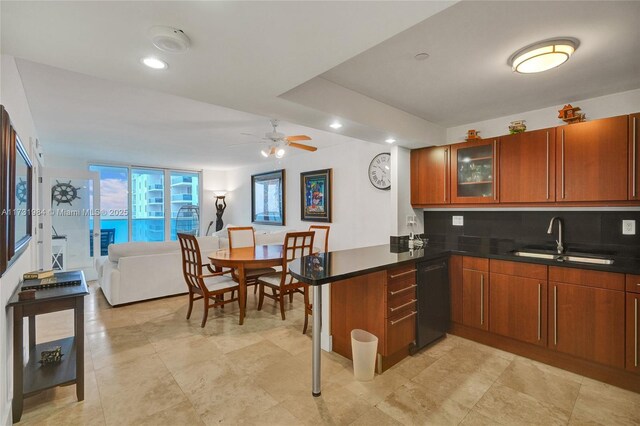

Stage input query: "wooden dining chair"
[
  {"left": 178, "top": 233, "right": 239, "bottom": 328},
  {"left": 309, "top": 225, "right": 330, "bottom": 254},
  {"left": 304, "top": 225, "right": 330, "bottom": 333},
  {"left": 227, "top": 226, "right": 276, "bottom": 293},
  {"left": 257, "top": 231, "right": 314, "bottom": 332}
]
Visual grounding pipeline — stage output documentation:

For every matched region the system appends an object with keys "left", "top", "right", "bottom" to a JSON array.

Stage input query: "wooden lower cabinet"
[
  {"left": 462, "top": 269, "right": 489, "bottom": 330},
  {"left": 549, "top": 281, "right": 625, "bottom": 369},
  {"left": 330, "top": 263, "right": 417, "bottom": 372},
  {"left": 627, "top": 292, "right": 640, "bottom": 374},
  {"left": 489, "top": 273, "right": 547, "bottom": 346}
]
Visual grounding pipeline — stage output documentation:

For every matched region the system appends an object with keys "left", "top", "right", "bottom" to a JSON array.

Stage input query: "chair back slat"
[
  {"left": 309, "top": 225, "right": 330, "bottom": 254},
  {"left": 178, "top": 233, "right": 204, "bottom": 292},
  {"left": 228, "top": 226, "right": 256, "bottom": 248},
  {"left": 282, "top": 231, "right": 314, "bottom": 285}
]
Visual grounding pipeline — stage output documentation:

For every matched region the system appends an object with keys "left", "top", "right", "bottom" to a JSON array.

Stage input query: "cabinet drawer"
[
  {"left": 627, "top": 275, "right": 640, "bottom": 294},
  {"left": 387, "top": 263, "right": 417, "bottom": 283},
  {"left": 385, "top": 309, "right": 417, "bottom": 355},
  {"left": 490, "top": 259, "right": 547, "bottom": 280},
  {"left": 549, "top": 266, "right": 624, "bottom": 291},
  {"left": 386, "top": 292, "right": 417, "bottom": 318},
  {"left": 463, "top": 256, "right": 489, "bottom": 272}
]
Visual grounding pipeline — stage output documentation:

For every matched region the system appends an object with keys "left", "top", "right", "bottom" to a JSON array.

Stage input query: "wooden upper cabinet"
[
  {"left": 499, "top": 128, "right": 556, "bottom": 202},
  {"left": 629, "top": 113, "right": 640, "bottom": 200},
  {"left": 410, "top": 146, "right": 449, "bottom": 206},
  {"left": 557, "top": 115, "right": 628, "bottom": 202},
  {"left": 451, "top": 139, "right": 499, "bottom": 204}
]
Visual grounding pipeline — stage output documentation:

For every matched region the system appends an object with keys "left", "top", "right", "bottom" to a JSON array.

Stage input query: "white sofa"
[{"left": 96, "top": 228, "right": 291, "bottom": 306}]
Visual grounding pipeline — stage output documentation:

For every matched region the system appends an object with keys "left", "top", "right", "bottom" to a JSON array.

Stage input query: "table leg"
[
  {"left": 29, "top": 315, "right": 36, "bottom": 349},
  {"left": 312, "top": 285, "right": 322, "bottom": 397},
  {"left": 75, "top": 297, "right": 85, "bottom": 401},
  {"left": 12, "top": 306, "right": 24, "bottom": 423},
  {"left": 238, "top": 265, "right": 247, "bottom": 325}
]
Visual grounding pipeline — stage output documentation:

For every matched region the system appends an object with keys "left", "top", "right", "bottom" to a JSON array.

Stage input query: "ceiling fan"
[{"left": 242, "top": 119, "right": 317, "bottom": 158}]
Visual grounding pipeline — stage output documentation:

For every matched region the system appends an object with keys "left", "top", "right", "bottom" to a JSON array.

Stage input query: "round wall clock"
[{"left": 368, "top": 153, "right": 391, "bottom": 190}]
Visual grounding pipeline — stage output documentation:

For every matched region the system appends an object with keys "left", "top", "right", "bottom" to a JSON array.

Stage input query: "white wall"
[
  {"left": 224, "top": 137, "right": 393, "bottom": 251},
  {"left": 1, "top": 55, "right": 40, "bottom": 426},
  {"left": 391, "top": 145, "right": 425, "bottom": 236},
  {"left": 446, "top": 88, "right": 640, "bottom": 143}
]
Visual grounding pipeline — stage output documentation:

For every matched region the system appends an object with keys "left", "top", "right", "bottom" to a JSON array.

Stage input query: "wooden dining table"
[{"left": 208, "top": 244, "right": 284, "bottom": 325}]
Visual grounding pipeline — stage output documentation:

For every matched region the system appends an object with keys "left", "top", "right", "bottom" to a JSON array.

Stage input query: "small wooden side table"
[{"left": 7, "top": 271, "right": 89, "bottom": 423}]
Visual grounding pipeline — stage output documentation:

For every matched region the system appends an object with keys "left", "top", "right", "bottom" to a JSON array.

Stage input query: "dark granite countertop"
[{"left": 289, "top": 240, "right": 640, "bottom": 286}]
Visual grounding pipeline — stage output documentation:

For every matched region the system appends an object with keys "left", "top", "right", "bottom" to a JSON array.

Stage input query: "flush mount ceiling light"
[
  {"left": 385, "top": 138, "right": 396, "bottom": 144},
  {"left": 148, "top": 26, "right": 191, "bottom": 53},
  {"left": 141, "top": 57, "right": 168, "bottom": 70},
  {"left": 509, "top": 38, "right": 579, "bottom": 74},
  {"left": 329, "top": 121, "right": 343, "bottom": 129}
]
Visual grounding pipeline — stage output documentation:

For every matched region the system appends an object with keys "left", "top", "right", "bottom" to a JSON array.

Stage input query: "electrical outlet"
[
  {"left": 406, "top": 215, "right": 416, "bottom": 226},
  {"left": 622, "top": 220, "right": 636, "bottom": 235},
  {"left": 452, "top": 215, "right": 464, "bottom": 226}
]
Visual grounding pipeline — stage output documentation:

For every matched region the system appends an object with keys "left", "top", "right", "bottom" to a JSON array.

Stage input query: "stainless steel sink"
[
  {"left": 560, "top": 255, "right": 614, "bottom": 265},
  {"left": 512, "top": 251, "right": 559, "bottom": 260},
  {"left": 510, "top": 250, "right": 614, "bottom": 265}
]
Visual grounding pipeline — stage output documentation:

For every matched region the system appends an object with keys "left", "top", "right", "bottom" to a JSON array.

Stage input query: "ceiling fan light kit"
[{"left": 249, "top": 119, "right": 317, "bottom": 159}]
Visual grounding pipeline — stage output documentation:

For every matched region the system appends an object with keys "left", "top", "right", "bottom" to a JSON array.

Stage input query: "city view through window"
[{"left": 89, "top": 165, "right": 199, "bottom": 244}]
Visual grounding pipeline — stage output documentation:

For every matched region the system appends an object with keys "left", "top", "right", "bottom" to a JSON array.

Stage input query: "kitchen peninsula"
[{"left": 289, "top": 239, "right": 640, "bottom": 396}]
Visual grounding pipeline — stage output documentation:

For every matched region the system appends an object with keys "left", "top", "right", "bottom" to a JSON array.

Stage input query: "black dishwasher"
[{"left": 413, "top": 257, "right": 450, "bottom": 352}]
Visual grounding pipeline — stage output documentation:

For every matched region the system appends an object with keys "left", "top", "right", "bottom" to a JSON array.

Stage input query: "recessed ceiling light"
[
  {"left": 141, "top": 57, "right": 168, "bottom": 70},
  {"left": 414, "top": 53, "right": 430, "bottom": 61},
  {"left": 509, "top": 38, "right": 578, "bottom": 74},
  {"left": 329, "top": 121, "right": 343, "bottom": 129},
  {"left": 385, "top": 138, "right": 396, "bottom": 144}
]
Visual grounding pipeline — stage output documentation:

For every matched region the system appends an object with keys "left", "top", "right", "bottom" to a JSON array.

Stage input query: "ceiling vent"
[{"left": 148, "top": 26, "right": 190, "bottom": 53}]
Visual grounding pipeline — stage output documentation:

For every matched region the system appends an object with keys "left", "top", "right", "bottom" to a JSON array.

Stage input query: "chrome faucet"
[{"left": 547, "top": 217, "right": 564, "bottom": 254}]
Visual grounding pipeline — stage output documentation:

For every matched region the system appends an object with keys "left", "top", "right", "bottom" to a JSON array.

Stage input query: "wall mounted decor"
[
  {"left": 4, "top": 107, "right": 33, "bottom": 270},
  {"left": 251, "top": 169, "right": 285, "bottom": 226},
  {"left": 51, "top": 180, "right": 81, "bottom": 206},
  {"left": 368, "top": 153, "right": 391, "bottom": 190},
  {"left": 1, "top": 106, "right": 9, "bottom": 276},
  {"left": 300, "top": 168, "right": 332, "bottom": 223}
]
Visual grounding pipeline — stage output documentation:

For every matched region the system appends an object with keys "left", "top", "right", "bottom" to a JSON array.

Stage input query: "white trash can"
[{"left": 351, "top": 329, "right": 378, "bottom": 381}]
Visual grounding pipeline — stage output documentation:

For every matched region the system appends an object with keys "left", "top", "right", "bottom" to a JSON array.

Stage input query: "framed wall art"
[
  {"left": 300, "top": 168, "right": 332, "bottom": 223},
  {"left": 1, "top": 106, "right": 9, "bottom": 276},
  {"left": 251, "top": 169, "right": 285, "bottom": 226}
]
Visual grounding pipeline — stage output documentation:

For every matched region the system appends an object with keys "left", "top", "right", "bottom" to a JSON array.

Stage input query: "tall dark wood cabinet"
[
  {"left": 410, "top": 146, "right": 449, "bottom": 205},
  {"left": 499, "top": 128, "right": 556, "bottom": 202},
  {"left": 557, "top": 115, "right": 628, "bottom": 202}
]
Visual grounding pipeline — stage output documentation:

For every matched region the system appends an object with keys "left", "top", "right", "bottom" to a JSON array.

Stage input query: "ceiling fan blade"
[
  {"left": 286, "top": 135, "right": 312, "bottom": 142},
  {"left": 288, "top": 142, "right": 317, "bottom": 152}
]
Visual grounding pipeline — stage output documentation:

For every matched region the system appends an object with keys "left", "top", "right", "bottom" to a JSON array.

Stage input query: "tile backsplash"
[{"left": 423, "top": 210, "right": 640, "bottom": 257}]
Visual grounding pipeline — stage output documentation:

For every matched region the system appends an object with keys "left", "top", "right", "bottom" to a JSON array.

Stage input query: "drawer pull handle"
[
  {"left": 390, "top": 299, "right": 417, "bottom": 312},
  {"left": 635, "top": 297, "right": 638, "bottom": 367},
  {"left": 389, "top": 269, "right": 417, "bottom": 279},
  {"left": 390, "top": 311, "right": 417, "bottom": 326},
  {"left": 389, "top": 284, "right": 417, "bottom": 296}
]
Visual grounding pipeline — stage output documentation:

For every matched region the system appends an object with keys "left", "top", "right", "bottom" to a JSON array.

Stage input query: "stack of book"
[{"left": 21, "top": 270, "right": 82, "bottom": 291}]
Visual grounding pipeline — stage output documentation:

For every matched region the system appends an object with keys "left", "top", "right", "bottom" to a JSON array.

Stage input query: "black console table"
[{"left": 7, "top": 271, "right": 89, "bottom": 423}]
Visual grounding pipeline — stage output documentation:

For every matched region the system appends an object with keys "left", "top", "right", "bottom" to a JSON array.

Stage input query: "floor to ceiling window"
[
  {"left": 90, "top": 165, "right": 201, "bottom": 243},
  {"left": 88, "top": 165, "right": 129, "bottom": 244}
]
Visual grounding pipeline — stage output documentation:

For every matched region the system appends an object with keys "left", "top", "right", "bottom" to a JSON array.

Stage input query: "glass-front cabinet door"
[{"left": 451, "top": 139, "right": 499, "bottom": 204}]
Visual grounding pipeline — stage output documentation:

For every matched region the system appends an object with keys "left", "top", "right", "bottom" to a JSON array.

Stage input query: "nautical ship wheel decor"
[
  {"left": 51, "top": 180, "right": 81, "bottom": 206},
  {"left": 16, "top": 178, "right": 28, "bottom": 205}
]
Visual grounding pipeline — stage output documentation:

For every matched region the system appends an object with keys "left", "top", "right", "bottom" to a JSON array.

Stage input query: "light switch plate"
[
  {"left": 622, "top": 220, "right": 636, "bottom": 235},
  {"left": 452, "top": 216, "right": 464, "bottom": 226}
]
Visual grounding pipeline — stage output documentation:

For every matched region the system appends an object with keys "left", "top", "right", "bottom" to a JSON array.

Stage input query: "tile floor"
[{"left": 18, "top": 282, "right": 640, "bottom": 425}]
